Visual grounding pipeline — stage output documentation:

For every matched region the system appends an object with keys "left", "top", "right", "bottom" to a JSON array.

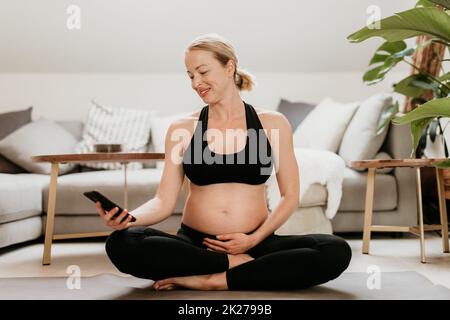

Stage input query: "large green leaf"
[
  {"left": 411, "top": 118, "right": 434, "bottom": 156},
  {"left": 392, "top": 98, "right": 450, "bottom": 155},
  {"left": 392, "top": 97, "right": 450, "bottom": 124},
  {"left": 363, "top": 59, "right": 401, "bottom": 85},
  {"left": 440, "top": 72, "right": 450, "bottom": 83},
  {"left": 429, "top": 0, "right": 450, "bottom": 10},
  {"left": 434, "top": 159, "right": 450, "bottom": 168},
  {"left": 368, "top": 41, "right": 407, "bottom": 65},
  {"left": 394, "top": 74, "right": 432, "bottom": 97},
  {"left": 347, "top": 7, "right": 450, "bottom": 44},
  {"left": 363, "top": 41, "right": 408, "bottom": 85},
  {"left": 416, "top": 0, "right": 438, "bottom": 7},
  {"left": 363, "top": 40, "right": 433, "bottom": 85},
  {"left": 376, "top": 101, "right": 399, "bottom": 135}
]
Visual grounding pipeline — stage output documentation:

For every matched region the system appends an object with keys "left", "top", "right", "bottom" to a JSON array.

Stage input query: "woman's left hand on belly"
[{"left": 203, "top": 233, "right": 256, "bottom": 254}]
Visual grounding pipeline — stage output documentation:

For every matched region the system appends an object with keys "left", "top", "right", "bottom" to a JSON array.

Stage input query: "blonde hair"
[{"left": 186, "top": 33, "right": 255, "bottom": 91}]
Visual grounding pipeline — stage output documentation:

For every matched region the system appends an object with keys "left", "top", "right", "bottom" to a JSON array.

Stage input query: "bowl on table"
[{"left": 94, "top": 144, "right": 123, "bottom": 153}]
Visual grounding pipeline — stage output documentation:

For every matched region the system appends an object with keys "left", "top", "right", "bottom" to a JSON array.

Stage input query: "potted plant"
[
  {"left": 348, "top": 0, "right": 450, "bottom": 226},
  {"left": 347, "top": 0, "right": 450, "bottom": 166}
]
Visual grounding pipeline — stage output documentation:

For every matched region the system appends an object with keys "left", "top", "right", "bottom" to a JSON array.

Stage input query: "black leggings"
[{"left": 105, "top": 223, "right": 352, "bottom": 290}]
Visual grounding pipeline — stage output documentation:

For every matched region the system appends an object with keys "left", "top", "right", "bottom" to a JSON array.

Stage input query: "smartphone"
[{"left": 83, "top": 190, "right": 137, "bottom": 223}]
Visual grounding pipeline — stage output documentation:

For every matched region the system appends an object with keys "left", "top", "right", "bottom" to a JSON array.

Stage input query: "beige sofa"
[
  {"left": 0, "top": 119, "right": 417, "bottom": 249},
  {"left": 271, "top": 122, "right": 417, "bottom": 235}
]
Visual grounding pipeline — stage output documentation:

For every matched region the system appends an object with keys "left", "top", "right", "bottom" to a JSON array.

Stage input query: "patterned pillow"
[
  {"left": 150, "top": 112, "right": 193, "bottom": 169},
  {"left": 75, "top": 100, "right": 155, "bottom": 170}
]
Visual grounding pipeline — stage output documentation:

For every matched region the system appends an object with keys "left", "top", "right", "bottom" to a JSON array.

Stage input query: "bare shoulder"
[
  {"left": 167, "top": 109, "right": 201, "bottom": 134},
  {"left": 254, "top": 108, "right": 292, "bottom": 132}
]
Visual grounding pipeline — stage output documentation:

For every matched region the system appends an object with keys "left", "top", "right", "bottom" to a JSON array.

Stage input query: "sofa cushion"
[
  {"left": 0, "top": 216, "right": 43, "bottom": 249},
  {"left": 0, "top": 118, "right": 78, "bottom": 175},
  {"left": 339, "top": 167, "right": 397, "bottom": 211},
  {"left": 293, "top": 97, "right": 359, "bottom": 152},
  {"left": 0, "top": 155, "right": 27, "bottom": 174},
  {"left": 150, "top": 111, "right": 192, "bottom": 169},
  {"left": 266, "top": 179, "right": 327, "bottom": 211},
  {"left": 0, "top": 173, "right": 49, "bottom": 224},
  {"left": 301, "top": 183, "right": 327, "bottom": 207},
  {"left": 74, "top": 100, "right": 155, "bottom": 170},
  {"left": 0, "top": 106, "right": 33, "bottom": 139},
  {"left": 56, "top": 120, "right": 84, "bottom": 141},
  {"left": 43, "top": 168, "right": 187, "bottom": 215},
  {"left": 276, "top": 98, "right": 315, "bottom": 131},
  {"left": 0, "top": 107, "right": 33, "bottom": 173},
  {"left": 338, "top": 93, "right": 392, "bottom": 170}
]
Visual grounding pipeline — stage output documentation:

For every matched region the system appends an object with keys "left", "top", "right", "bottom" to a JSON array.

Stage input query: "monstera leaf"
[
  {"left": 392, "top": 98, "right": 450, "bottom": 156},
  {"left": 363, "top": 41, "right": 408, "bottom": 85},
  {"left": 347, "top": 7, "right": 450, "bottom": 44},
  {"left": 428, "top": 0, "right": 450, "bottom": 10}
]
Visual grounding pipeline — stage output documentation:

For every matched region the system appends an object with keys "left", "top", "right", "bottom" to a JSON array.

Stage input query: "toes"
[
  {"left": 161, "top": 284, "right": 176, "bottom": 291},
  {"left": 154, "top": 283, "right": 176, "bottom": 291},
  {"left": 154, "top": 278, "right": 177, "bottom": 290}
]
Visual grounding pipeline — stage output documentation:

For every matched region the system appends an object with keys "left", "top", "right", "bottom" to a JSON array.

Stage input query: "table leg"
[
  {"left": 362, "top": 168, "right": 375, "bottom": 254},
  {"left": 42, "top": 163, "right": 59, "bottom": 265},
  {"left": 436, "top": 168, "right": 449, "bottom": 253},
  {"left": 416, "top": 167, "right": 426, "bottom": 263},
  {"left": 123, "top": 162, "right": 128, "bottom": 209}
]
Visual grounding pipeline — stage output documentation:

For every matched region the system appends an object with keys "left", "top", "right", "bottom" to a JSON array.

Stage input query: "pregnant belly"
[{"left": 182, "top": 186, "right": 269, "bottom": 235}]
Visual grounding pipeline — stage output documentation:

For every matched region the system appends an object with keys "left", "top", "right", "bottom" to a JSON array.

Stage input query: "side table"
[
  {"left": 350, "top": 158, "right": 449, "bottom": 263},
  {"left": 32, "top": 152, "right": 165, "bottom": 265}
]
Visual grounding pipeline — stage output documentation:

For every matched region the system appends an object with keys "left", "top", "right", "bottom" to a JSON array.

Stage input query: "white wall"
[
  {"left": 0, "top": 0, "right": 419, "bottom": 119},
  {"left": 0, "top": 72, "right": 409, "bottom": 121},
  {"left": 0, "top": 0, "right": 416, "bottom": 73}
]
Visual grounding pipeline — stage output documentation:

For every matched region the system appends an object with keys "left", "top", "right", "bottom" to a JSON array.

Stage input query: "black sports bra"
[{"left": 182, "top": 101, "right": 273, "bottom": 186}]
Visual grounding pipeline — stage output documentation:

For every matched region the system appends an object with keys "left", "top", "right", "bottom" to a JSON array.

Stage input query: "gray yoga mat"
[{"left": 0, "top": 271, "right": 449, "bottom": 300}]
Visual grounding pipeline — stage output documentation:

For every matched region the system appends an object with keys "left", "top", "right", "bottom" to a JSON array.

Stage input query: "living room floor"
[{"left": 0, "top": 232, "right": 449, "bottom": 296}]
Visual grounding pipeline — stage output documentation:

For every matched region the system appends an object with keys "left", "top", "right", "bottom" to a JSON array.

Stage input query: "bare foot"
[
  {"left": 153, "top": 272, "right": 228, "bottom": 291},
  {"left": 227, "top": 253, "right": 254, "bottom": 269}
]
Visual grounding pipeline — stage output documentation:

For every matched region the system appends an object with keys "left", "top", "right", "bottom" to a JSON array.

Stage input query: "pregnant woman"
[{"left": 96, "top": 33, "right": 351, "bottom": 291}]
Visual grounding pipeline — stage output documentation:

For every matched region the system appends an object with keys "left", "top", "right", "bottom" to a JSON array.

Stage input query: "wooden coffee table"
[
  {"left": 32, "top": 152, "right": 165, "bottom": 265},
  {"left": 351, "top": 158, "right": 450, "bottom": 263}
]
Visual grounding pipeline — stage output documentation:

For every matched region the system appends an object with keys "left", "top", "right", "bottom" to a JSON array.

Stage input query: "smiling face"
[{"left": 185, "top": 49, "right": 235, "bottom": 103}]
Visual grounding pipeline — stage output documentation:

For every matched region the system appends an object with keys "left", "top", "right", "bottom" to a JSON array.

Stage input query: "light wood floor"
[{"left": 0, "top": 232, "right": 449, "bottom": 288}]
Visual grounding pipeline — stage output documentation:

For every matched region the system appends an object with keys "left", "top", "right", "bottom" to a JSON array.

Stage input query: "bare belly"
[{"left": 182, "top": 183, "right": 269, "bottom": 235}]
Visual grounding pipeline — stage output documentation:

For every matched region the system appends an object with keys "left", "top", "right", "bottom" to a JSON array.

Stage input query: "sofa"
[{"left": 0, "top": 98, "right": 418, "bottom": 250}]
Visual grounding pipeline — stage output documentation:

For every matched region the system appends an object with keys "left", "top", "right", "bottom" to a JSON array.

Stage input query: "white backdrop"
[
  {"left": 0, "top": 72, "right": 408, "bottom": 121},
  {"left": 0, "top": 0, "right": 418, "bottom": 119}
]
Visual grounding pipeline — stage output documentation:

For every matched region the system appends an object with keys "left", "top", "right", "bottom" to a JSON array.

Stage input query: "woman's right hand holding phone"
[{"left": 96, "top": 201, "right": 133, "bottom": 231}]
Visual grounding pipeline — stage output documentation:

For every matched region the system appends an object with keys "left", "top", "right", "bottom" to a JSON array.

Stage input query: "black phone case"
[{"left": 83, "top": 191, "right": 136, "bottom": 222}]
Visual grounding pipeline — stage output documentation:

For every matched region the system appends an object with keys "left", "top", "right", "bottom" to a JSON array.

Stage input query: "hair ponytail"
[{"left": 234, "top": 68, "right": 255, "bottom": 92}]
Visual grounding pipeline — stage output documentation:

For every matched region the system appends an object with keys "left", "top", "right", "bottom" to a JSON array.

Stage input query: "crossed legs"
[{"left": 105, "top": 226, "right": 352, "bottom": 291}]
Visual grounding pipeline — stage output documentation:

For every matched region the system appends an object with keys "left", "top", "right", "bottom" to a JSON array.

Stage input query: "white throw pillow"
[
  {"left": 75, "top": 100, "right": 155, "bottom": 170},
  {"left": 293, "top": 97, "right": 360, "bottom": 152},
  {"left": 150, "top": 111, "right": 193, "bottom": 169},
  {"left": 0, "top": 118, "right": 77, "bottom": 174},
  {"left": 338, "top": 93, "right": 393, "bottom": 169}
]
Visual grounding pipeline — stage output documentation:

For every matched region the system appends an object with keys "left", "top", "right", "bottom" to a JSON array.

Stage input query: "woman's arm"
[
  {"left": 96, "top": 119, "right": 189, "bottom": 230},
  {"left": 128, "top": 120, "right": 188, "bottom": 227},
  {"left": 250, "top": 112, "right": 300, "bottom": 244}
]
